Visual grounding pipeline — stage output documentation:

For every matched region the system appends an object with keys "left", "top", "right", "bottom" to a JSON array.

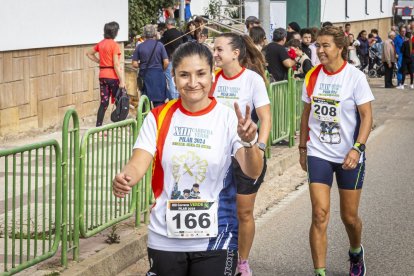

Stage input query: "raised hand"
[{"left": 234, "top": 102, "right": 258, "bottom": 143}]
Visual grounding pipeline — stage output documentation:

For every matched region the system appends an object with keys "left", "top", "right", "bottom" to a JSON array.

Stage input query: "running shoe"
[
  {"left": 396, "top": 84, "right": 405, "bottom": 90},
  {"left": 349, "top": 245, "right": 366, "bottom": 276},
  {"left": 410, "top": 84, "right": 414, "bottom": 89},
  {"left": 236, "top": 259, "right": 253, "bottom": 276}
]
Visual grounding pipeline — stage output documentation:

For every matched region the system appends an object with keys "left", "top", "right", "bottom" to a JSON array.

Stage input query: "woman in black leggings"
[{"left": 86, "top": 21, "right": 125, "bottom": 126}]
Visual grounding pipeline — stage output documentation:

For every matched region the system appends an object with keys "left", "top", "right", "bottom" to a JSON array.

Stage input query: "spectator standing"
[
  {"left": 309, "top": 27, "right": 321, "bottom": 66},
  {"left": 86, "top": 21, "right": 125, "bottom": 127},
  {"left": 394, "top": 26, "right": 406, "bottom": 87},
  {"left": 348, "top": 34, "right": 361, "bottom": 67},
  {"left": 287, "top": 39, "right": 312, "bottom": 79},
  {"left": 300, "top": 28, "right": 313, "bottom": 60},
  {"left": 370, "top": 28, "right": 382, "bottom": 43},
  {"left": 161, "top": 18, "right": 185, "bottom": 99},
  {"left": 264, "top": 28, "right": 296, "bottom": 81},
  {"left": 249, "top": 26, "right": 267, "bottom": 52},
  {"left": 344, "top": 23, "right": 351, "bottom": 36},
  {"left": 357, "top": 30, "right": 369, "bottom": 71},
  {"left": 185, "top": 0, "right": 192, "bottom": 21},
  {"left": 132, "top": 25, "right": 170, "bottom": 107},
  {"left": 245, "top": 16, "right": 261, "bottom": 32},
  {"left": 184, "top": 21, "right": 198, "bottom": 42},
  {"left": 398, "top": 32, "right": 414, "bottom": 89},
  {"left": 382, "top": 31, "right": 397, "bottom": 88},
  {"left": 287, "top": 21, "right": 301, "bottom": 42}
]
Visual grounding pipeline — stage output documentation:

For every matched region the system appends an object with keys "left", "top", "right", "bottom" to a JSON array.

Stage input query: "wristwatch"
[
  {"left": 352, "top": 142, "right": 366, "bottom": 154},
  {"left": 256, "top": 142, "right": 266, "bottom": 152}
]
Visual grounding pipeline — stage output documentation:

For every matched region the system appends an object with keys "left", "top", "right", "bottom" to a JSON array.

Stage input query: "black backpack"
[{"left": 111, "top": 87, "right": 130, "bottom": 122}]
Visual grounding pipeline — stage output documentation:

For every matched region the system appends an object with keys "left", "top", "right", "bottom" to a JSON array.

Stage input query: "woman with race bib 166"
[
  {"left": 299, "top": 26, "right": 374, "bottom": 276},
  {"left": 112, "top": 42, "right": 264, "bottom": 276}
]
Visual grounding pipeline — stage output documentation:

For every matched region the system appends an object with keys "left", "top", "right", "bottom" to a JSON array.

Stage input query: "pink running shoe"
[{"left": 237, "top": 259, "right": 253, "bottom": 276}]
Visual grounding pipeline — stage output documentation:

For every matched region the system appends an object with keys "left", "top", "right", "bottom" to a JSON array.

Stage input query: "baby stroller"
[{"left": 368, "top": 43, "right": 384, "bottom": 78}]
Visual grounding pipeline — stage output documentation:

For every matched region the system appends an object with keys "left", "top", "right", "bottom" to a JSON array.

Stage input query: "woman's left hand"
[
  {"left": 234, "top": 102, "right": 257, "bottom": 143},
  {"left": 342, "top": 149, "right": 360, "bottom": 170}
]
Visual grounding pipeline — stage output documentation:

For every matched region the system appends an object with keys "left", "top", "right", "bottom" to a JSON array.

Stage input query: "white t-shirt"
[
  {"left": 134, "top": 98, "right": 243, "bottom": 252},
  {"left": 302, "top": 62, "right": 375, "bottom": 163},
  {"left": 212, "top": 68, "right": 270, "bottom": 115}
]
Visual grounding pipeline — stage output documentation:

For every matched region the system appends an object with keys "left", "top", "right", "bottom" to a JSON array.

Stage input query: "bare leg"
[
  {"left": 309, "top": 183, "right": 331, "bottom": 269},
  {"left": 339, "top": 189, "right": 363, "bottom": 249},
  {"left": 237, "top": 193, "right": 257, "bottom": 260}
]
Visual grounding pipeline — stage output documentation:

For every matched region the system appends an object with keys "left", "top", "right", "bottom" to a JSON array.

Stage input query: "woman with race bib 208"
[
  {"left": 112, "top": 42, "right": 264, "bottom": 276},
  {"left": 299, "top": 26, "right": 374, "bottom": 276}
]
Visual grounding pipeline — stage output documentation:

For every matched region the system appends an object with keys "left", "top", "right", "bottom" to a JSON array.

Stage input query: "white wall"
[
  {"left": 321, "top": 0, "right": 394, "bottom": 23},
  {"left": 0, "top": 0, "right": 128, "bottom": 52},
  {"left": 191, "top": 0, "right": 211, "bottom": 16}
]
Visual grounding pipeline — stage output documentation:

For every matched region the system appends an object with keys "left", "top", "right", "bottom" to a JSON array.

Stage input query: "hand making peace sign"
[{"left": 234, "top": 102, "right": 258, "bottom": 143}]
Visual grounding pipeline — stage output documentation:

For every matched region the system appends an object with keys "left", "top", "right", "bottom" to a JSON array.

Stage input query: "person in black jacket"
[
  {"left": 357, "top": 30, "right": 369, "bottom": 71},
  {"left": 161, "top": 18, "right": 185, "bottom": 98},
  {"left": 400, "top": 32, "right": 414, "bottom": 89}
]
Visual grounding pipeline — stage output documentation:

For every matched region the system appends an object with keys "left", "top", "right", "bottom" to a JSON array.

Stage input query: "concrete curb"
[
  {"left": 61, "top": 227, "right": 148, "bottom": 276},
  {"left": 59, "top": 148, "right": 300, "bottom": 275}
]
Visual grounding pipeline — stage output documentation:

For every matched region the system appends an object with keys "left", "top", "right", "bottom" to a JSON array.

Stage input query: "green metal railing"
[
  {"left": 0, "top": 141, "right": 62, "bottom": 275},
  {"left": 268, "top": 80, "right": 292, "bottom": 146},
  {"left": 77, "top": 119, "right": 138, "bottom": 238},
  {"left": 135, "top": 96, "right": 152, "bottom": 226},
  {"left": 293, "top": 79, "right": 304, "bottom": 133}
]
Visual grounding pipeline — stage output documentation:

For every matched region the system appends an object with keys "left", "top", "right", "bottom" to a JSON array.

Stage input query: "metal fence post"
[
  {"left": 288, "top": 69, "right": 296, "bottom": 147},
  {"left": 135, "top": 96, "right": 151, "bottom": 227},
  {"left": 62, "top": 109, "right": 80, "bottom": 264}
]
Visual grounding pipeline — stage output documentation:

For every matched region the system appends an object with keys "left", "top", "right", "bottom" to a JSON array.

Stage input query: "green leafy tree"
[{"left": 129, "top": 0, "right": 175, "bottom": 40}]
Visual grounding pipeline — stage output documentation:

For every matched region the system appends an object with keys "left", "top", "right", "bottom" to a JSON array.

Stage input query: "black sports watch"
[
  {"left": 352, "top": 142, "right": 366, "bottom": 154},
  {"left": 256, "top": 142, "right": 266, "bottom": 152}
]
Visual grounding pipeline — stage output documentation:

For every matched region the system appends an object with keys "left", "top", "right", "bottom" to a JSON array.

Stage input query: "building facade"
[{"left": 0, "top": 0, "right": 128, "bottom": 138}]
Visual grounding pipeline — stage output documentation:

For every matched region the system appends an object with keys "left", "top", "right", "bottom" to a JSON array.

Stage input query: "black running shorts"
[{"left": 146, "top": 247, "right": 237, "bottom": 276}]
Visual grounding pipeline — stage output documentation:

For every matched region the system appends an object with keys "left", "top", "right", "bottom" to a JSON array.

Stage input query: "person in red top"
[{"left": 86, "top": 21, "right": 125, "bottom": 127}]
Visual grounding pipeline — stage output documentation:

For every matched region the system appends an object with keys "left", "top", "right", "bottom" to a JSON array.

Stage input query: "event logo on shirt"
[
  {"left": 216, "top": 86, "right": 240, "bottom": 99},
  {"left": 171, "top": 151, "right": 208, "bottom": 200},
  {"left": 172, "top": 127, "right": 213, "bottom": 149},
  {"left": 318, "top": 83, "right": 341, "bottom": 97}
]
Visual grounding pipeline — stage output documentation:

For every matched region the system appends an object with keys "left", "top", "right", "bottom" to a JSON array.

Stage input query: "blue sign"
[{"left": 402, "top": 6, "right": 412, "bottom": 16}]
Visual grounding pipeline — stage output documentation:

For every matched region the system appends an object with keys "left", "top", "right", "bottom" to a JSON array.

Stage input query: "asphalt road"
[{"left": 249, "top": 97, "right": 414, "bottom": 275}]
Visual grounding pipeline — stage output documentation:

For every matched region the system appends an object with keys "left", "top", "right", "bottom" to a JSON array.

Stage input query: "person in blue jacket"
[
  {"left": 394, "top": 25, "right": 406, "bottom": 87},
  {"left": 185, "top": 0, "right": 192, "bottom": 22},
  {"left": 357, "top": 30, "right": 369, "bottom": 71}
]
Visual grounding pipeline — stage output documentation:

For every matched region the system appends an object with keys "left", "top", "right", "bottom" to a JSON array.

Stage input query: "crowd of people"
[{"left": 86, "top": 12, "right": 381, "bottom": 276}]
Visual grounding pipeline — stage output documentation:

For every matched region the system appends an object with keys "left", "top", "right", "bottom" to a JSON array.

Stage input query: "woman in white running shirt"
[
  {"left": 212, "top": 32, "right": 271, "bottom": 276},
  {"left": 112, "top": 43, "right": 264, "bottom": 276},
  {"left": 299, "top": 26, "right": 374, "bottom": 276}
]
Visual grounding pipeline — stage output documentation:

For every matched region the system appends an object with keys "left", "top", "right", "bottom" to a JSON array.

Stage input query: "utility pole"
[
  {"left": 179, "top": 0, "right": 185, "bottom": 26},
  {"left": 259, "top": 0, "right": 271, "bottom": 39}
]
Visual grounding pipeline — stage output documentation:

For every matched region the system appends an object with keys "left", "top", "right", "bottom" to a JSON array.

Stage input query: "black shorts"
[
  {"left": 232, "top": 156, "right": 267, "bottom": 195},
  {"left": 307, "top": 155, "right": 365, "bottom": 190},
  {"left": 146, "top": 247, "right": 237, "bottom": 276}
]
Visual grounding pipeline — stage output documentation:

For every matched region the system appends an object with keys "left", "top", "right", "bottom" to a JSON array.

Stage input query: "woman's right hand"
[
  {"left": 112, "top": 173, "right": 132, "bottom": 198},
  {"left": 299, "top": 151, "right": 307, "bottom": 172}
]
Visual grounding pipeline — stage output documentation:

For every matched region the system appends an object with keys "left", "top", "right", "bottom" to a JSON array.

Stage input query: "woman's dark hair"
[
  {"left": 249, "top": 26, "right": 266, "bottom": 45},
  {"left": 318, "top": 26, "right": 349, "bottom": 60},
  {"left": 172, "top": 42, "right": 213, "bottom": 73},
  {"left": 185, "top": 21, "right": 200, "bottom": 39},
  {"left": 104, "top": 21, "right": 119, "bottom": 39},
  {"left": 217, "top": 33, "right": 267, "bottom": 84},
  {"left": 357, "top": 30, "right": 367, "bottom": 39}
]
